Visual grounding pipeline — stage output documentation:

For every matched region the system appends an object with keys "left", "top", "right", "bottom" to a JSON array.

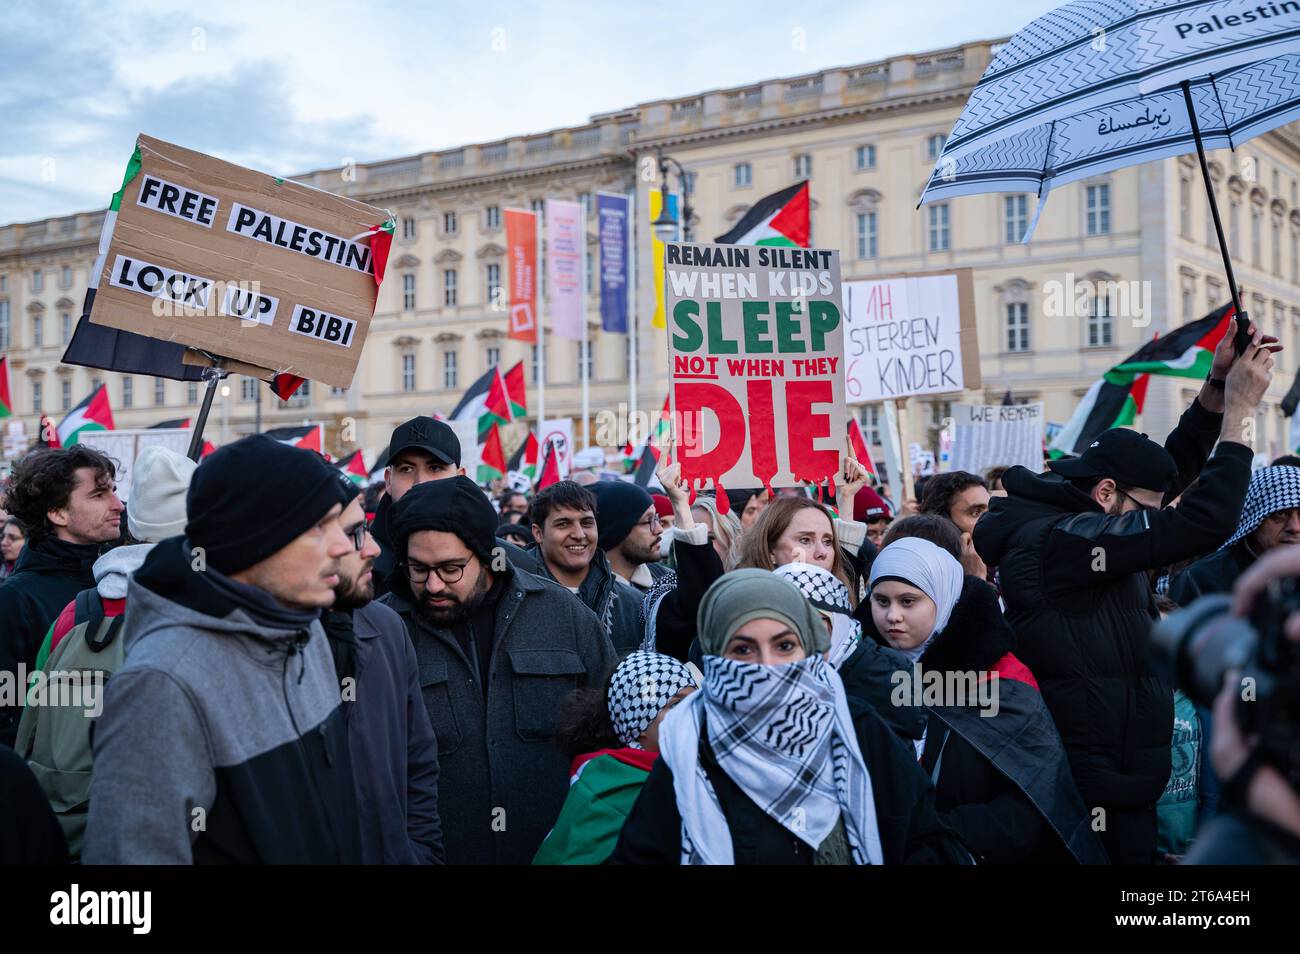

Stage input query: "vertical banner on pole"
[
  {"left": 546, "top": 199, "right": 583, "bottom": 340},
  {"left": 597, "top": 192, "right": 629, "bottom": 333},
  {"left": 504, "top": 208, "right": 538, "bottom": 343}
]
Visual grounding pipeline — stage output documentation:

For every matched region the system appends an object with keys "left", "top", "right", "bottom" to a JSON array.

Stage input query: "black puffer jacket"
[
  {"left": 1167, "top": 540, "right": 1254, "bottom": 606},
  {"left": 973, "top": 401, "right": 1250, "bottom": 865}
]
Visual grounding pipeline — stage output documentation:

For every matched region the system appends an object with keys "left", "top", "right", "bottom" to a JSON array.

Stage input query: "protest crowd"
[{"left": 1, "top": 309, "right": 1298, "bottom": 867}]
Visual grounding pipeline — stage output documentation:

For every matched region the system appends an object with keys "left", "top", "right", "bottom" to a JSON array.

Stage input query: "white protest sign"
[
  {"left": 844, "top": 269, "right": 979, "bottom": 402},
  {"left": 78, "top": 428, "right": 191, "bottom": 503},
  {"left": 947, "top": 402, "right": 1045, "bottom": 476},
  {"left": 445, "top": 419, "right": 481, "bottom": 482},
  {"left": 540, "top": 418, "right": 574, "bottom": 479}
]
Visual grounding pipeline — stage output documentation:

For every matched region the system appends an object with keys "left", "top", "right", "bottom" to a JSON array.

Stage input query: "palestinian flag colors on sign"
[
  {"left": 264, "top": 424, "right": 325, "bottom": 455},
  {"left": 714, "top": 181, "right": 810, "bottom": 248},
  {"left": 0, "top": 356, "right": 11, "bottom": 418},
  {"left": 1050, "top": 305, "right": 1233, "bottom": 457},
  {"left": 57, "top": 385, "right": 115, "bottom": 447}
]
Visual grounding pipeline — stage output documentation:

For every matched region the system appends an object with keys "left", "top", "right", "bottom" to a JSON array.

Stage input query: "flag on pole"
[
  {"left": 450, "top": 366, "right": 512, "bottom": 438},
  {"left": 503, "top": 361, "right": 527, "bottom": 419},
  {"left": 507, "top": 430, "right": 539, "bottom": 479},
  {"left": 57, "top": 385, "right": 115, "bottom": 447},
  {"left": 150, "top": 416, "right": 217, "bottom": 456},
  {"left": 0, "top": 356, "right": 11, "bottom": 418},
  {"left": 629, "top": 397, "right": 673, "bottom": 486},
  {"left": 336, "top": 449, "right": 369, "bottom": 484},
  {"left": 37, "top": 413, "right": 60, "bottom": 449},
  {"left": 264, "top": 424, "right": 324, "bottom": 454},
  {"left": 271, "top": 373, "right": 307, "bottom": 401},
  {"left": 537, "top": 437, "right": 561, "bottom": 490},
  {"left": 1050, "top": 306, "right": 1232, "bottom": 456},
  {"left": 714, "top": 182, "right": 810, "bottom": 248},
  {"left": 479, "top": 424, "right": 507, "bottom": 484},
  {"left": 847, "top": 416, "right": 878, "bottom": 478}
]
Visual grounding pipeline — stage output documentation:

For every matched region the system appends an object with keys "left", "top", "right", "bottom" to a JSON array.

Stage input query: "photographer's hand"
[
  {"left": 1211, "top": 671, "right": 1300, "bottom": 839},
  {"left": 1231, "top": 545, "right": 1300, "bottom": 638}
]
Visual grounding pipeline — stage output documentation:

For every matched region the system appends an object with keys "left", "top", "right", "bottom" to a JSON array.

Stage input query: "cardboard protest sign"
[
  {"left": 87, "top": 135, "right": 392, "bottom": 389},
  {"left": 79, "top": 428, "right": 191, "bottom": 503},
  {"left": 947, "top": 402, "right": 1044, "bottom": 476},
  {"left": 182, "top": 348, "right": 278, "bottom": 381},
  {"left": 665, "top": 242, "right": 845, "bottom": 493},
  {"left": 843, "top": 269, "right": 979, "bottom": 402}
]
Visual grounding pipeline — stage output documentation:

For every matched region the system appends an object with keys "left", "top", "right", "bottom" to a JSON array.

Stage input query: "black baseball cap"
[
  {"left": 386, "top": 416, "right": 461, "bottom": 468},
  {"left": 1047, "top": 428, "right": 1176, "bottom": 493}
]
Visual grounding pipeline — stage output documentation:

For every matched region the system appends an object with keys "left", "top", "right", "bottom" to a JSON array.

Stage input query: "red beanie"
[
  {"left": 853, "top": 485, "right": 891, "bottom": 522},
  {"left": 651, "top": 494, "right": 673, "bottom": 518}
]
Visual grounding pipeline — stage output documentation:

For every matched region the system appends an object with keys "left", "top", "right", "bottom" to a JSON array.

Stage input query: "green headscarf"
[{"left": 696, "top": 569, "right": 830, "bottom": 657}]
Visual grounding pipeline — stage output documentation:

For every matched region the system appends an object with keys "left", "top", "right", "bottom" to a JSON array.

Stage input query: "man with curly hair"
[{"left": 0, "top": 446, "right": 123, "bottom": 746}]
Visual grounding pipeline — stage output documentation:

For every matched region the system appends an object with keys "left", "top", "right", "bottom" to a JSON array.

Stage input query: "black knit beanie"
[
  {"left": 185, "top": 434, "right": 352, "bottom": 574},
  {"left": 389, "top": 475, "right": 498, "bottom": 564},
  {"left": 591, "top": 480, "right": 654, "bottom": 551}
]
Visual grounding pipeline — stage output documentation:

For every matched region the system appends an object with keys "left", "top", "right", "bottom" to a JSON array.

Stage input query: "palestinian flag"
[
  {"left": 504, "top": 361, "right": 527, "bottom": 419},
  {"left": 508, "top": 430, "right": 539, "bottom": 479},
  {"left": 0, "top": 356, "right": 11, "bottom": 418},
  {"left": 537, "top": 437, "right": 561, "bottom": 490},
  {"left": 479, "top": 423, "right": 507, "bottom": 484},
  {"left": 450, "top": 366, "right": 512, "bottom": 438},
  {"left": 148, "top": 417, "right": 215, "bottom": 456},
  {"left": 336, "top": 449, "right": 369, "bottom": 484},
  {"left": 629, "top": 398, "right": 673, "bottom": 487},
  {"left": 714, "top": 182, "right": 810, "bottom": 248},
  {"left": 847, "top": 416, "right": 878, "bottom": 478},
  {"left": 264, "top": 424, "right": 324, "bottom": 454},
  {"left": 1049, "top": 305, "right": 1232, "bottom": 456},
  {"left": 57, "top": 385, "right": 115, "bottom": 447},
  {"left": 37, "top": 413, "right": 60, "bottom": 449},
  {"left": 272, "top": 373, "right": 307, "bottom": 401}
]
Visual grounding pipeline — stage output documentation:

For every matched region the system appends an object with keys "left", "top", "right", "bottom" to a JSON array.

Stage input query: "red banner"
[{"left": 505, "top": 208, "right": 538, "bottom": 343}]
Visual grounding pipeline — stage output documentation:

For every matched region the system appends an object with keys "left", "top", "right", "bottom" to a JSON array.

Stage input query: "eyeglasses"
[
  {"left": 345, "top": 522, "right": 369, "bottom": 551},
  {"left": 641, "top": 514, "right": 663, "bottom": 532},
  {"left": 1117, "top": 489, "right": 1160, "bottom": 514},
  {"left": 401, "top": 558, "right": 472, "bottom": 584}
]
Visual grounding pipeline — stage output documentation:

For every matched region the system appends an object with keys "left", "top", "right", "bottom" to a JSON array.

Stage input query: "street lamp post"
[{"left": 650, "top": 148, "right": 694, "bottom": 244}]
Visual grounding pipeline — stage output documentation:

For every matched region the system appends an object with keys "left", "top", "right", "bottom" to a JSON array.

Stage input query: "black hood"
[
  {"left": 13, "top": 535, "right": 100, "bottom": 581},
  {"left": 973, "top": 465, "right": 1101, "bottom": 567},
  {"left": 919, "top": 575, "right": 1016, "bottom": 675}
]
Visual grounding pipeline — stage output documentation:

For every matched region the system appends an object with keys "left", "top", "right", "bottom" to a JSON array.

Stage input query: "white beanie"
[{"left": 127, "top": 445, "right": 198, "bottom": 543}]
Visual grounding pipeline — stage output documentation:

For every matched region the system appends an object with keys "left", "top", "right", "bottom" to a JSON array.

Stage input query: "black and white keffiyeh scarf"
[
  {"left": 657, "top": 653, "right": 883, "bottom": 865},
  {"left": 1221, "top": 465, "right": 1300, "bottom": 550},
  {"left": 607, "top": 651, "right": 697, "bottom": 748},
  {"left": 638, "top": 570, "right": 678, "bottom": 652},
  {"left": 773, "top": 562, "right": 861, "bottom": 668}
]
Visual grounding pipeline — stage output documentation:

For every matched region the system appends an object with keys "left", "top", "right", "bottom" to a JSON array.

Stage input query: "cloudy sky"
[{"left": 0, "top": 0, "right": 1056, "bottom": 226}]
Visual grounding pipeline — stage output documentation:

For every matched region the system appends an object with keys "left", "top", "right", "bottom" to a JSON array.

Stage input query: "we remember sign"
[
  {"left": 947, "top": 402, "right": 1045, "bottom": 476},
  {"left": 88, "top": 135, "right": 390, "bottom": 388},
  {"left": 666, "top": 242, "right": 845, "bottom": 491},
  {"left": 843, "top": 269, "right": 979, "bottom": 402}
]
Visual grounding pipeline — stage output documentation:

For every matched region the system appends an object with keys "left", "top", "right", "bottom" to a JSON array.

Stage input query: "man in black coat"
[
  {"left": 1168, "top": 464, "right": 1300, "bottom": 605},
  {"left": 974, "top": 331, "right": 1273, "bottom": 864},
  {"left": 379, "top": 477, "right": 617, "bottom": 863},
  {"left": 0, "top": 446, "right": 123, "bottom": 746},
  {"left": 321, "top": 476, "right": 442, "bottom": 864}
]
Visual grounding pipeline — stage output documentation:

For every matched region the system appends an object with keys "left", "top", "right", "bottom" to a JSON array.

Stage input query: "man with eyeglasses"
[
  {"left": 590, "top": 480, "right": 672, "bottom": 595},
  {"left": 318, "top": 473, "right": 443, "bottom": 864},
  {"left": 974, "top": 324, "right": 1276, "bottom": 865},
  {"left": 379, "top": 475, "right": 615, "bottom": 864}
]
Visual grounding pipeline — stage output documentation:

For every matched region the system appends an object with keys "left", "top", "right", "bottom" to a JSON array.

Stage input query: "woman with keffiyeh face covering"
[
  {"left": 863, "top": 538, "right": 1109, "bottom": 865},
  {"left": 610, "top": 569, "right": 971, "bottom": 865}
]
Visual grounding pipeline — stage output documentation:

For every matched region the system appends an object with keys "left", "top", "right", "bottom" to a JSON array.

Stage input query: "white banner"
[
  {"left": 539, "top": 418, "right": 574, "bottom": 478},
  {"left": 79, "top": 428, "right": 191, "bottom": 503},
  {"left": 947, "top": 402, "right": 1045, "bottom": 476},
  {"left": 545, "top": 199, "right": 584, "bottom": 340}
]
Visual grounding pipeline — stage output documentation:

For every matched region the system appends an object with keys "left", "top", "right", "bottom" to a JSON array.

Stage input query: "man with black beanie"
[
  {"left": 590, "top": 480, "right": 671, "bottom": 594},
  {"left": 320, "top": 473, "right": 443, "bottom": 864},
  {"left": 84, "top": 435, "right": 362, "bottom": 864},
  {"left": 379, "top": 476, "right": 616, "bottom": 864}
]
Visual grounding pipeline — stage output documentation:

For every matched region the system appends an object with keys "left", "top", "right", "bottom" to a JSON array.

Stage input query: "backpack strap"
[
  {"left": 86, "top": 614, "right": 125, "bottom": 653},
  {"left": 73, "top": 587, "right": 122, "bottom": 654}
]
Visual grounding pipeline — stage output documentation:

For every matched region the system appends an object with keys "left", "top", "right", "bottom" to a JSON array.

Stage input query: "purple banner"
[{"left": 597, "top": 192, "right": 629, "bottom": 333}]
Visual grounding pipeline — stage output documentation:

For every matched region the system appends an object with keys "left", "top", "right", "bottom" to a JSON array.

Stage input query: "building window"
[
  {"left": 32, "top": 315, "right": 42, "bottom": 349},
  {"left": 154, "top": 378, "right": 165, "bottom": 406},
  {"left": 928, "top": 203, "right": 950, "bottom": 252},
  {"left": 241, "top": 376, "right": 257, "bottom": 401},
  {"left": 1088, "top": 293, "right": 1114, "bottom": 347},
  {"left": 0, "top": 274, "right": 6, "bottom": 292},
  {"left": 856, "top": 212, "right": 877, "bottom": 259},
  {"left": 443, "top": 350, "right": 458, "bottom": 390},
  {"left": 330, "top": 385, "right": 346, "bottom": 397},
  {"left": 61, "top": 265, "right": 72, "bottom": 289},
  {"left": 284, "top": 379, "right": 311, "bottom": 408},
  {"left": 486, "top": 346, "right": 500, "bottom": 369},
  {"left": 926, "top": 134, "right": 946, "bottom": 160},
  {"left": 577, "top": 340, "right": 593, "bottom": 379},
  {"left": 733, "top": 163, "right": 752, "bottom": 188},
  {"left": 1086, "top": 183, "right": 1111, "bottom": 235},
  {"left": 531, "top": 198, "right": 545, "bottom": 221},
  {"left": 1004, "top": 195, "right": 1028, "bottom": 244},
  {"left": 1006, "top": 302, "right": 1030, "bottom": 352},
  {"left": 532, "top": 344, "right": 541, "bottom": 384},
  {"left": 485, "top": 205, "right": 501, "bottom": 230},
  {"left": 403, "top": 274, "right": 416, "bottom": 311},
  {"left": 1252, "top": 208, "right": 1262, "bottom": 268},
  {"left": 793, "top": 154, "right": 812, "bottom": 179},
  {"left": 444, "top": 211, "right": 458, "bottom": 235},
  {"left": 861, "top": 404, "right": 881, "bottom": 445},
  {"left": 32, "top": 381, "right": 42, "bottom": 413},
  {"left": 444, "top": 269, "right": 458, "bottom": 307},
  {"left": 187, "top": 381, "right": 199, "bottom": 403},
  {"left": 486, "top": 263, "right": 501, "bottom": 303},
  {"left": 61, "top": 380, "right": 71, "bottom": 411},
  {"left": 32, "top": 269, "right": 43, "bottom": 293},
  {"left": 122, "top": 376, "right": 133, "bottom": 408},
  {"left": 0, "top": 300, "right": 8, "bottom": 349},
  {"left": 403, "top": 354, "right": 416, "bottom": 392},
  {"left": 1229, "top": 200, "right": 1240, "bottom": 255},
  {"left": 855, "top": 144, "right": 876, "bottom": 171},
  {"left": 61, "top": 311, "right": 72, "bottom": 343},
  {"left": 1273, "top": 217, "right": 1282, "bottom": 276},
  {"left": 401, "top": 216, "right": 416, "bottom": 240},
  {"left": 1179, "top": 174, "right": 1192, "bottom": 238}
]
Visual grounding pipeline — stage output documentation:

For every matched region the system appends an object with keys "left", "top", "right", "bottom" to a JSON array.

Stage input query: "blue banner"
[{"left": 597, "top": 192, "right": 629, "bottom": 333}]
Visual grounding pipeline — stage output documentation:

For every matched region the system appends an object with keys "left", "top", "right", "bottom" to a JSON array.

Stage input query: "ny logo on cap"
[{"left": 410, "top": 422, "right": 430, "bottom": 443}]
